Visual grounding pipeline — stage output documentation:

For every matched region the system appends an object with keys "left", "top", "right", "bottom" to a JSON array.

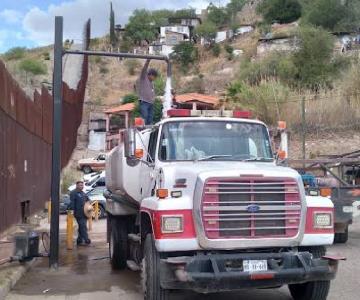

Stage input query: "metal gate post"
[{"left": 49, "top": 16, "right": 63, "bottom": 269}]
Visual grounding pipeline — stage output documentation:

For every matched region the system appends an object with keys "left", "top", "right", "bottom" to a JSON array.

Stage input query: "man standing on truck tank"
[
  {"left": 137, "top": 59, "right": 158, "bottom": 125},
  {"left": 69, "top": 181, "right": 91, "bottom": 246}
]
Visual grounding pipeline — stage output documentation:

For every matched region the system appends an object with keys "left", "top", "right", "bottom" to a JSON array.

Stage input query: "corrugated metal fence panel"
[{"left": 0, "top": 42, "right": 89, "bottom": 233}]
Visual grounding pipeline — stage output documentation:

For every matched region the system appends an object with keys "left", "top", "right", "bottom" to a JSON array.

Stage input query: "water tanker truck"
[{"left": 105, "top": 109, "right": 342, "bottom": 300}]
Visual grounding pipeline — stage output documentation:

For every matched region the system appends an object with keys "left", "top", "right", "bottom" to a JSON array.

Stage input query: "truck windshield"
[{"left": 159, "top": 121, "right": 273, "bottom": 161}]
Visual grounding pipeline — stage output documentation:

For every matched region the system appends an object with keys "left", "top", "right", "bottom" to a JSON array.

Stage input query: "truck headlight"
[
  {"left": 161, "top": 216, "right": 183, "bottom": 233},
  {"left": 313, "top": 212, "right": 332, "bottom": 228}
]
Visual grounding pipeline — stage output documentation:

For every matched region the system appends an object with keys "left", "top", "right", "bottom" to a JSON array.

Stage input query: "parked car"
[
  {"left": 78, "top": 153, "right": 107, "bottom": 174},
  {"left": 83, "top": 171, "right": 101, "bottom": 183},
  {"left": 68, "top": 171, "right": 105, "bottom": 193},
  {"left": 60, "top": 194, "right": 71, "bottom": 214},
  {"left": 87, "top": 186, "right": 106, "bottom": 219}
]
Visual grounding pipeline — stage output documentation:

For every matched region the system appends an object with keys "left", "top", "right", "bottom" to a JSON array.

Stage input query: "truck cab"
[{"left": 105, "top": 109, "right": 341, "bottom": 300}]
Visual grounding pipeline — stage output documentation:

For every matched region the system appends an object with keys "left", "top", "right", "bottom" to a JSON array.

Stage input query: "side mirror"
[{"left": 124, "top": 128, "right": 136, "bottom": 158}]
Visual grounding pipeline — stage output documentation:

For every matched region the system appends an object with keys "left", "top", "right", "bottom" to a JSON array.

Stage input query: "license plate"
[
  {"left": 243, "top": 260, "right": 268, "bottom": 273},
  {"left": 343, "top": 206, "right": 353, "bottom": 213}
]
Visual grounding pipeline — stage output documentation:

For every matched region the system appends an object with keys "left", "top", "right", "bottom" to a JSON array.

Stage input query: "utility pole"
[
  {"left": 49, "top": 16, "right": 63, "bottom": 269},
  {"left": 301, "top": 96, "right": 306, "bottom": 165}
]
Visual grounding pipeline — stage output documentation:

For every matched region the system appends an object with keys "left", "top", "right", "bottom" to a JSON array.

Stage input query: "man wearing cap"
[
  {"left": 137, "top": 59, "right": 159, "bottom": 125},
  {"left": 69, "top": 181, "right": 91, "bottom": 246}
]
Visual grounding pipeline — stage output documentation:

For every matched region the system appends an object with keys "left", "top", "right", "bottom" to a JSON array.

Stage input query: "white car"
[{"left": 68, "top": 171, "right": 105, "bottom": 193}]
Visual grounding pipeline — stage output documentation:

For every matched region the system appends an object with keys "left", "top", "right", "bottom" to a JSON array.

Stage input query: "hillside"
[{"left": 1, "top": 0, "right": 359, "bottom": 161}]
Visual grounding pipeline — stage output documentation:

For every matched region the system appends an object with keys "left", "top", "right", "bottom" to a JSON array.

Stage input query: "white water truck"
[{"left": 104, "top": 106, "right": 344, "bottom": 300}]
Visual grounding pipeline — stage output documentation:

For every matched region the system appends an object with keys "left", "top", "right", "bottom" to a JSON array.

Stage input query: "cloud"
[
  {"left": 22, "top": 0, "right": 212, "bottom": 46},
  {"left": 0, "top": 9, "right": 23, "bottom": 24}
]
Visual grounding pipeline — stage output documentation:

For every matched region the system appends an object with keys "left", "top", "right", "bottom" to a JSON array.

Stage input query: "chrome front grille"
[{"left": 201, "top": 178, "right": 301, "bottom": 239}]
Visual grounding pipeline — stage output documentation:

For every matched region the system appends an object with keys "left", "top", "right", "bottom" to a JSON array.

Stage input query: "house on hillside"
[
  {"left": 149, "top": 17, "right": 201, "bottom": 56},
  {"left": 104, "top": 102, "right": 135, "bottom": 150},
  {"left": 88, "top": 112, "right": 107, "bottom": 151}
]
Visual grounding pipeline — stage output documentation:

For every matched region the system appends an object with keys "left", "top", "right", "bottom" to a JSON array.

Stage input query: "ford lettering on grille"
[
  {"left": 247, "top": 204, "right": 260, "bottom": 213},
  {"left": 200, "top": 177, "right": 301, "bottom": 239}
]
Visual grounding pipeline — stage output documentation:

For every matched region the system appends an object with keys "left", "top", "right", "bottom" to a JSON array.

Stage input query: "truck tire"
[
  {"left": 109, "top": 216, "right": 128, "bottom": 270},
  {"left": 334, "top": 225, "right": 349, "bottom": 244},
  {"left": 142, "top": 234, "right": 169, "bottom": 300},
  {"left": 82, "top": 165, "right": 92, "bottom": 174},
  {"left": 289, "top": 246, "right": 329, "bottom": 300}
]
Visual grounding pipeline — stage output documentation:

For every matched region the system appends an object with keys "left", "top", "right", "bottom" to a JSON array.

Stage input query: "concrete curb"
[{"left": 0, "top": 259, "right": 35, "bottom": 300}]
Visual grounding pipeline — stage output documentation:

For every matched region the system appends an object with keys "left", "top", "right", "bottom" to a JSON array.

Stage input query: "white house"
[
  {"left": 149, "top": 44, "right": 175, "bottom": 56},
  {"left": 159, "top": 26, "right": 190, "bottom": 43}
]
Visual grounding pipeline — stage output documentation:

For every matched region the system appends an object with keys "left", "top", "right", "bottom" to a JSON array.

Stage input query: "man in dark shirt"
[
  {"left": 69, "top": 181, "right": 91, "bottom": 246},
  {"left": 136, "top": 59, "right": 158, "bottom": 125}
]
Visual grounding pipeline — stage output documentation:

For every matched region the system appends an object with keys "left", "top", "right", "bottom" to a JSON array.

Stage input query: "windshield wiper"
[
  {"left": 197, "top": 155, "right": 232, "bottom": 161},
  {"left": 243, "top": 157, "right": 274, "bottom": 162}
]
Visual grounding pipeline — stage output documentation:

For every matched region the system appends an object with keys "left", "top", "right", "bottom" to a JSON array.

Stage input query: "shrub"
[
  {"left": 154, "top": 76, "right": 165, "bottom": 96},
  {"left": 4, "top": 47, "right": 26, "bottom": 60},
  {"left": 99, "top": 66, "right": 109, "bottom": 74},
  {"left": 224, "top": 44, "right": 234, "bottom": 60},
  {"left": 237, "top": 26, "right": 349, "bottom": 90},
  {"left": 171, "top": 42, "right": 198, "bottom": 73},
  {"left": 302, "top": 0, "right": 360, "bottom": 32},
  {"left": 122, "top": 93, "right": 138, "bottom": 104},
  {"left": 153, "top": 98, "right": 163, "bottom": 123},
  {"left": 257, "top": 0, "right": 302, "bottom": 24},
  {"left": 43, "top": 52, "right": 50, "bottom": 61},
  {"left": 194, "top": 21, "right": 217, "bottom": 44},
  {"left": 292, "top": 26, "right": 348, "bottom": 89},
  {"left": 124, "top": 59, "right": 140, "bottom": 75},
  {"left": 226, "top": 80, "right": 290, "bottom": 124},
  {"left": 211, "top": 44, "right": 221, "bottom": 57},
  {"left": 207, "top": 3, "right": 228, "bottom": 27},
  {"left": 19, "top": 59, "right": 47, "bottom": 75}
]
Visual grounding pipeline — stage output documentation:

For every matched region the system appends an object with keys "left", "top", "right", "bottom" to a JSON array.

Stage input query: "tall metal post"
[
  {"left": 301, "top": 96, "right": 306, "bottom": 165},
  {"left": 49, "top": 16, "right": 63, "bottom": 269}
]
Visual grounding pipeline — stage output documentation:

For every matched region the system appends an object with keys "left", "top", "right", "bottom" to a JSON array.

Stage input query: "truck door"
[{"left": 140, "top": 128, "right": 159, "bottom": 199}]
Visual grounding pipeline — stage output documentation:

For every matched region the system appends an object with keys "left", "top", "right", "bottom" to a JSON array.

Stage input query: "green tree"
[
  {"left": 207, "top": 3, "right": 228, "bottom": 27},
  {"left": 257, "top": 0, "right": 302, "bottom": 24},
  {"left": 171, "top": 42, "right": 198, "bottom": 72},
  {"left": 173, "top": 9, "right": 196, "bottom": 18},
  {"left": 302, "top": 0, "right": 360, "bottom": 32},
  {"left": 152, "top": 9, "right": 174, "bottom": 27},
  {"left": 125, "top": 9, "right": 157, "bottom": 45},
  {"left": 19, "top": 59, "right": 47, "bottom": 76},
  {"left": 3, "top": 47, "right": 26, "bottom": 60},
  {"left": 291, "top": 26, "right": 347, "bottom": 89},
  {"left": 109, "top": 2, "right": 117, "bottom": 46},
  {"left": 122, "top": 94, "right": 138, "bottom": 104},
  {"left": 226, "top": 0, "right": 247, "bottom": 21},
  {"left": 194, "top": 21, "right": 217, "bottom": 44},
  {"left": 153, "top": 98, "right": 163, "bottom": 123}
]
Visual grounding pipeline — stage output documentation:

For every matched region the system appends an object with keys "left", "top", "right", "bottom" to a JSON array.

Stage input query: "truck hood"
[{"left": 159, "top": 161, "right": 302, "bottom": 192}]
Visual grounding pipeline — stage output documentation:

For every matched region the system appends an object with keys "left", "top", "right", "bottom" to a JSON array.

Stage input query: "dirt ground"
[{"left": 5, "top": 216, "right": 360, "bottom": 300}]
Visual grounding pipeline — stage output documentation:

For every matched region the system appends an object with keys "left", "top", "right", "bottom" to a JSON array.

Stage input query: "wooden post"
[
  {"left": 94, "top": 201, "right": 99, "bottom": 222},
  {"left": 88, "top": 215, "right": 93, "bottom": 231},
  {"left": 66, "top": 211, "right": 74, "bottom": 250},
  {"left": 47, "top": 200, "right": 51, "bottom": 224}
]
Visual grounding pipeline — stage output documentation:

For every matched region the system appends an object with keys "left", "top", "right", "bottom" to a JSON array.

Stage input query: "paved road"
[{"left": 6, "top": 216, "right": 360, "bottom": 300}]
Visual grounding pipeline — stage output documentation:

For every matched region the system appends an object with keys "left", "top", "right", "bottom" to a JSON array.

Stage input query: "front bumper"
[{"left": 160, "top": 251, "right": 339, "bottom": 293}]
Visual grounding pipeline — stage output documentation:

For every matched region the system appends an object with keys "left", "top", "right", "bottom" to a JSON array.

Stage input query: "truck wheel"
[
  {"left": 334, "top": 225, "right": 349, "bottom": 244},
  {"left": 109, "top": 216, "right": 127, "bottom": 270},
  {"left": 142, "top": 234, "right": 169, "bottom": 300},
  {"left": 82, "top": 165, "right": 92, "bottom": 174},
  {"left": 289, "top": 246, "right": 329, "bottom": 300}
]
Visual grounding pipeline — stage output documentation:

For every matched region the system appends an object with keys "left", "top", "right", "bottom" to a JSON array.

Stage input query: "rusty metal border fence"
[{"left": 0, "top": 21, "right": 90, "bottom": 233}]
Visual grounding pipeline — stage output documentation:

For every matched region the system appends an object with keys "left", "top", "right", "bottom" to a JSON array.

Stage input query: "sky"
[{"left": 0, "top": 0, "right": 229, "bottom": 53}]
